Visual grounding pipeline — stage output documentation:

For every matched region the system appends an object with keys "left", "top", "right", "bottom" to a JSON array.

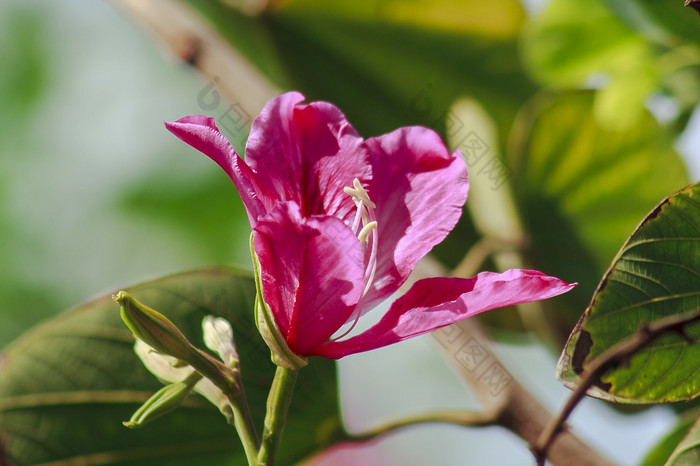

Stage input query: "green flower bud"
[
  {"left": 114, "top": 291, "right": 195, "bottom": 362},
  {"left": 123, "top": 372, "right": 200, "bottom": 428}
]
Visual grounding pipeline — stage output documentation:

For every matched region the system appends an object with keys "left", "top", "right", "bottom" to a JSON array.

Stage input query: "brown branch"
[
  {"left": 685, "top": 0, "right": 700, "bottom": 15},
  {"left": 114, "top": 0, "right": 277, "bottom": 117},
  {"left": 417, "top": 256, "right": 614, "bottom": 466},
  {"left": 532, "top": 309, "right": 700, "bottom": 465}
]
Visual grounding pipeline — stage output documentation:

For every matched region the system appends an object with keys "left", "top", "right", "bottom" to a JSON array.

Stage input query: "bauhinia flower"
[{"left": 165, "top": 92, "right": 574, "bottom": 363}]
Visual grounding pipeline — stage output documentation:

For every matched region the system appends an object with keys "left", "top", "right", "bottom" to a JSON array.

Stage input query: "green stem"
[
  {"left": 256, "top": 366, "right": 299, "bottom": 465},
  {"left": 228, "top": 393, "right": 261, "bottom": 466}
]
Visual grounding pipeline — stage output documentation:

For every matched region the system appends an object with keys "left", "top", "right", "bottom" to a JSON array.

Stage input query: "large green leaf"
[
  {"left": 0, "top": 267, "right": 340, "bottom": 465},
  {"left": 556, "top": 182, "right": 700, "bottom": 403},
  {"left": 509, "top": 91, "right": 688, "bottom": 335}
]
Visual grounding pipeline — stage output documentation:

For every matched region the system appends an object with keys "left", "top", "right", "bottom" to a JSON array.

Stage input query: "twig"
[
  {"left": 532, "top": 309, "right": 700, "bottom": 465},
  {"left": 686, "top": 0, "right": 700, "bottom": 15},
  {"left": 343, "top": 408, "right": 500, "bottom": 444},
  {"left": 453, "top": 236, "right": 519, "bottom": 279}
]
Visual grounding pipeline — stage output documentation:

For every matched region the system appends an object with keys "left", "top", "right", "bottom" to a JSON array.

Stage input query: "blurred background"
[{"left": 0, "top": 0, "right": 698, "bottom": 465}]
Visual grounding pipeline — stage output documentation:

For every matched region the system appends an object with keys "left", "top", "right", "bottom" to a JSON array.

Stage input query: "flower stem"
[
  {"left": 256, "top": 366, "right": 299, "bottom": 465},
  {"left": 228, "top": 393, "right": 261, "bottom": 466}
]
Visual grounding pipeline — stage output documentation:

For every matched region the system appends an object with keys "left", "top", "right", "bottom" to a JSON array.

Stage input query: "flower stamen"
[
  {"left": 358, "top": 221, "right": 377, "bottom": 244},
  {"left": 330, "top": 178, "right": 381, "bottom": 344}
]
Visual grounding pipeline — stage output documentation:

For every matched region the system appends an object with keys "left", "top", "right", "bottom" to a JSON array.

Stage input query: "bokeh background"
[{"left": 1, "top": 1, "right": 699, "bottom": 465}]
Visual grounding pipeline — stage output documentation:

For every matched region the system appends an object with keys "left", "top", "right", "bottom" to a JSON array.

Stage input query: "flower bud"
[
  {"left": 123, "top": 375, "right": 199, "bottom": 428},
  {"left": 114, "top": 291, "right": 195, "bottom": 362},
  {"left": 202, "top": 315, "right": 239, "bottom": 368}
]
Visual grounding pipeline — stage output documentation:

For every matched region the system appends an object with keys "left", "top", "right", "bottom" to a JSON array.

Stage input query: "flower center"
[
  {"left": 329, "top": 179, "right": 380, "bottom": 343},
  {"left": 343, "top": 178, "right": 379, "bottom": 298}
]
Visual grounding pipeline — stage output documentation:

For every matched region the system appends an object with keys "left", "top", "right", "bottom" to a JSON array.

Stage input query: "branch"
[
  {"left": 343, "top": 408, "right": 500, "bottom": 444},
  {"left": 452, "top": 236, "right": 520, "bottom": 279},
  {"left": 686, "top": 0, "right": 700, "bottom": 15},
  {"left": 532, "top": 309, "right": 700, "bottom": 465},
  {"left": 417, "top": 256, "right": 614, "bottom": 466},
  {"left": 114, "top": 0, "right": 277, "bottom": 117}
]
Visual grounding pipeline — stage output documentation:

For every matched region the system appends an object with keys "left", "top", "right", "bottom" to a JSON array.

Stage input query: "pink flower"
[{"left": 166, "top": 92, "right": 574, "bottom": 360}]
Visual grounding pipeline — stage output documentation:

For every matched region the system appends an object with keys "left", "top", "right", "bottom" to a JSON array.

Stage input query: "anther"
[
  {"left": 352, "top": 179, "right": 376, "bottom": 208},
  {"left": 357, "top": 221, "right": 377, "bottom": 244}
]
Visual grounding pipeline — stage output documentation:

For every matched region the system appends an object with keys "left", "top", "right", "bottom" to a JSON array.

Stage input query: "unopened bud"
[
  {"left": 114, "top": 291, "right": 195, "bottom": 362},
  {"left": 123, "top": 373, "right": 200, "bottom": 428},
  {"left": 202, "top": 315, "right": 239, "bottom": 368}
]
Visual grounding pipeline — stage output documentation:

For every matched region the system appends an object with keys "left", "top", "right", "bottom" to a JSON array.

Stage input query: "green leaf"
[
  {"left": 641, "top": 412, "right": 696, "bottom": 466},
  {"left": 556, "top": 182, "right": 700, "bottom": 403},
  {"left": 666, "top": 415, "right": 700, "bottom": 465},
  {"left": 509, "top": 91, "right": 689, "bottom": 334},
  {"left": 603, "top": 0, "right": 700, "bottom": 48},
  {"left": 521, "top": 0, "right": 658, "bottom": 130},
  {"left": 0, "top": 267, "right": 340, "bottom": 465},
  {"left": 522, "top": 0, "right": 645, "bottom": 86}
]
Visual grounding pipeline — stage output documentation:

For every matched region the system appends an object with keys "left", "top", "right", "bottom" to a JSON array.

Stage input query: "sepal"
[{"left": 250, "top": 234, "right": 308, "bottom": 370}]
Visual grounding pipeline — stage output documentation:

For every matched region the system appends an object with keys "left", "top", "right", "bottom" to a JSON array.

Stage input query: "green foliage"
[
  {"left": 665, "top": 416, "right": 700, "bottom": 465},
  {"left": 523, "top": 0, "right": 700, "bottom": 129},
  {"left": 509, "top": 91, "right": 688, "bottom": 333},
  {"left": 0, "top": 268, "right": 340, "bottom": 465},
  {"left": 557, "top": 182, "right": 700, "bottom": 403},
  {"left": 188, "top": 0, "right": 533, "bottom": 144},
  {"left": 641, "top": 412, "right": 696, "bottom": 466},
  {"left": 603, "top": 0, "right": 700, "bottom": 47}
]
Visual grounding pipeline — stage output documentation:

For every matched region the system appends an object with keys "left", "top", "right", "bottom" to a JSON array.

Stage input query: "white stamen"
[
  {"left": 350, "top": 199, "right": 364, "bottom": 236},
  {"left": 330, "top": 179, "right": 381, "bottom": 344}
]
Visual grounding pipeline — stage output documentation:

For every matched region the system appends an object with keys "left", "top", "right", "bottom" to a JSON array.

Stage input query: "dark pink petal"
[
  {"left": 313, "top": 270, "right": 575, "bottom": 359},
  {"left": 245, "top": 92, "right": 370, "bottom": 224},
  {"left": 360, "top": 127, "right": 468, "bottom": 310},
  {"left": 253, "top": 202, "right": 365, "bottom": 355},
  {"left": 165, "top": 115, "right": 272, "bottom": 225}
]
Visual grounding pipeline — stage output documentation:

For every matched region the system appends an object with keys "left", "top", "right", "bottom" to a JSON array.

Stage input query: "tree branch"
[
  {"left": 532, "top": 309, "right": 700, "bottom": 465},
  {"left": 685, "top": 0, "right": 700, "bottom": 15},
  {"left": 114, "top": 0, "right": 277, "bottom": 117},
  {"left": 416, "top": 256, "right": 614, "bottom": 466}
]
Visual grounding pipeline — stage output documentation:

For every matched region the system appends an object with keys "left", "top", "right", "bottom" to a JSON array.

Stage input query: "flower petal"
[
  {"left": 164, "top": 115, "right": 272, "bottom": 225},
  {"left": 360, "top": 127, "right": 468, "bottom": 309},
  {"left": 313, "top": 270, "right": 575, "bottom": 359},
  {"left": 252, "top": 201, "right": 365, "bottom": 355},
  {"left": 134, "top": 339, "right": 191, "bottom": 384},
  {"left": 245, "top": 92, "right": 369, "bottom": 223}
]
